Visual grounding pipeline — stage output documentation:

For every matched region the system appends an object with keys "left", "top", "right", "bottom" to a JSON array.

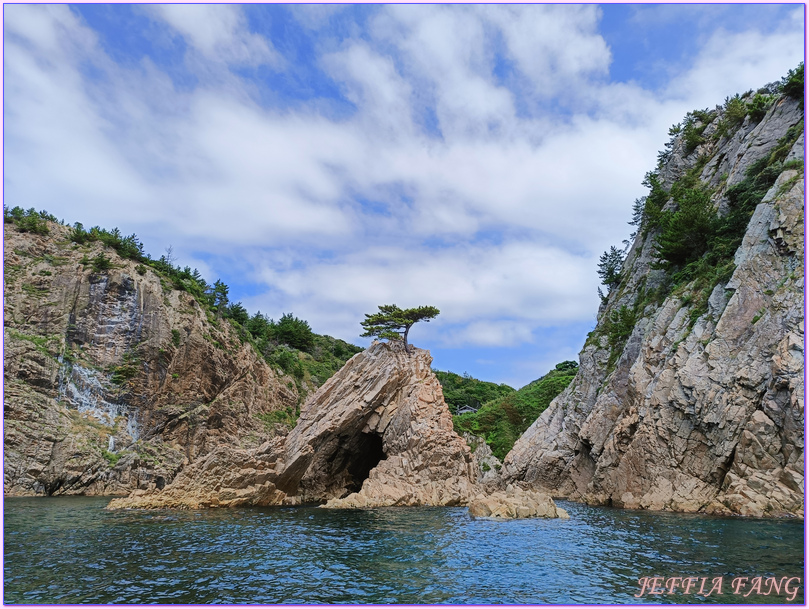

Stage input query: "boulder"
[{"left": 468, "top": 485, "right": 569, "bottom": 519}]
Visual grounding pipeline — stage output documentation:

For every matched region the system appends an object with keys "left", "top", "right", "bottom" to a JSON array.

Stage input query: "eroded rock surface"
[
  {"left": 4, "top": 223, "right": 299, "bottom": 496},
  {"left": 504, "top": 96, "right": 804, "bottom": 518},
  {"left": 109, "top": 341, "right": 481, "bottom": 509},
  {"left": 468, "top": 485, "right": 569, "bottom": 519},
  {"left": 464, "top": 433, "right": 503, "bottom": 485}
]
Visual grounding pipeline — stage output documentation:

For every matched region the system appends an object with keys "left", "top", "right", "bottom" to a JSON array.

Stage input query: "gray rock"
[{"left": 503, "top": 92, "right": 804, "bottom": 518}]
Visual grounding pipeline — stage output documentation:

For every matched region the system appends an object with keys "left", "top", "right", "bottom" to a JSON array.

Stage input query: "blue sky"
[{"left": 4, "top": 3, "right": 804, "bottom": 388}]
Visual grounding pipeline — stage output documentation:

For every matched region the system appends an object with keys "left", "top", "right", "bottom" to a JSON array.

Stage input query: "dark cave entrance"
[{"left": 345, "top": 433, "right": 386, "bottom": 493}]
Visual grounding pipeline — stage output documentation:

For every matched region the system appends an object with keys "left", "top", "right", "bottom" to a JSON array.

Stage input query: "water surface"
[{"left": 4, "top": 496, "right": 804, "bottom": 604}]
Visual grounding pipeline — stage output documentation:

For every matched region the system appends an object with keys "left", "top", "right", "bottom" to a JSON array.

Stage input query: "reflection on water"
[{"left": 3, "top": 496, "right": 804, "bottom": 604}]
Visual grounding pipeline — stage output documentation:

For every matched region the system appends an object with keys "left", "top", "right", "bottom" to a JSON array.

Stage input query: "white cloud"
[
  {"left": 148, "top": 4, "right": 280, "bottom": 67},
  {"left": 3, "top": 3, "right": 804, "bottom": 375},
  {"left": 665, "top": 26, "right": 805, "bottom": 104}
]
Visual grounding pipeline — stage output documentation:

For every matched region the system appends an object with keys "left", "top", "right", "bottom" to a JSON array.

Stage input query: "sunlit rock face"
[
  {"left": 504, "top": 96, "right": 804, "bottom": 519},
  {"left": 109, "top": 341, "right": 481, "bottom": 510},
  {"left": 4, "top": 223, "right": 299, "bottom": 497},
  {"left": 300, "top": 341, "right": 479, "bottom": 508}
]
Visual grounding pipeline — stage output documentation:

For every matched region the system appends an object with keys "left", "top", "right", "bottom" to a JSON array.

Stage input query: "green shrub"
[
  {"left": 767, "top": 121, "right": 803, "bottom": 166},
  {"left": 101, "top": 450, "right": 121, "bottom": 467},
  {"left": 4, "top": 206, "right": 51, "bottom": 235},
  {"left": 273, "top": 313, "right": 315, "bottom": 353},
  {"left": 606, "top": 305, "right": 636, "bottom": 346},
  {"left": 171, "top": 329, "right": 181, "bottom": 347},
  {"left": 681, "top": 109, "right": 716, "bottom": 154},
  {"left": 257, "top": 408, "right": 299, "bottom": 430},
  {"left": 781, "top": 63, "right": 804, "bottom": 106},
  {"left": 723, "top": 94, "right": 747, "bottom": 130},
  {"left": 90, "top": 253, "right": 113, "bottom": 273},
  {"left": 110, "top": 352, "right": 140, "bottom": 385},
  {"left": 652, "top": 188, "right": 717, "bottom": 272},
  {"left": 639, "top": 171, "right": 669, "bottom": 232},
  {"left": 747, "top": 94, "right": 771, "bottom": 123}
]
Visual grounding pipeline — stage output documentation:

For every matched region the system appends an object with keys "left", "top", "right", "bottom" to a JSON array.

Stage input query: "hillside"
[
  {"left": 504, "top": 66, "right": 805, "bottom": 518},
  {"left": 451, "top": 361, "right": 578, "bottom": 460},
  {"left": 3, "top": 216, "right": 360, "bottom": 496},
  {"left": 432, "top": 369, "right": 515, "bottom": 414}
]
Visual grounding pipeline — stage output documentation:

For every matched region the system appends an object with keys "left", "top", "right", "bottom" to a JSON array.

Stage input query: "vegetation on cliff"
[
  {"left": 451, "top": 361, "right": 578, "bottom": 460},
  {"left": 3, "top": 208, "right": 363, "bottom": 406},
  {"left": 592, "top": 63, "right": 804, "bottom": 367},
  {"left": 509, "top": 66, "right": 804, "bottom": 517},
  {"left": 360, "top": 304, "right": 440, "bottom": 354}
]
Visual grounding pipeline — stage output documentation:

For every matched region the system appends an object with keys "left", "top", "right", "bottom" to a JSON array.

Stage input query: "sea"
[{"left": 3, "top": 496, "right": 804, "bottom": 604}]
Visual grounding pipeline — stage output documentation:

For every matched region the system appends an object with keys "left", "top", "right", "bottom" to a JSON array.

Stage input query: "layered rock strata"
[
  {"left": 468, "top": 485, "right": 569, "bottom": 519},
  {"left": 109, "top": 341, "right": 480, "bottom": 509},
  {"left": 504, "top": 95, "right": 804, "bottom": 518},
  {"left": 4, "top": 223, "right": 298, "bottom": 496}
]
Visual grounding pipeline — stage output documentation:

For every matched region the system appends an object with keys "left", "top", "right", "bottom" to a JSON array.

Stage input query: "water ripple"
[{"left": 4, "top": 497, "right": 803, "bottom": 604}]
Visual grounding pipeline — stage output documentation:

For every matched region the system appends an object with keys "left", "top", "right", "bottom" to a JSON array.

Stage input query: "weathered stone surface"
[
  {"left": 463, "top": 433, "right": 503, "bottom": 485},
  {"left": 4, "top": 223, "right": 299, "bottom": 496},
  {"left": 296, "top": 341, "right": 479, "bottom": 508},
  {"left": 107, "top": 439, "right": 290, "bottom": 509},
  {"left": 108, "top": 341, "right": 481, "bottom": 510},
  {"left": 504, "top": 96, "right": 804, "bottom": 519},
  {"left": 468, "top": 485, "right": 568, "bottom": 519}
]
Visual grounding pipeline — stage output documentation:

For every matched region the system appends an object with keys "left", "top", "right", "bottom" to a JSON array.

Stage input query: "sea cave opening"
[{"left": 345, "top": 432, "right": 386, "bottom": 493}]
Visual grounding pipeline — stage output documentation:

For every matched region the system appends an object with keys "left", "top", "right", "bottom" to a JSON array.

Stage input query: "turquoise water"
[{"left": 3, "top": 496, "right": 804, "bottom": 604}]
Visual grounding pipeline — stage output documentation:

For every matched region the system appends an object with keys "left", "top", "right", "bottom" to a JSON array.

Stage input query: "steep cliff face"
[
  {"left": 4, "top": 223, "right": 299, "bottom": 496},
  {"left": 108, "top": 341, "right": 480, "bottom": 509},
  {"left": 504, "top": 94, "right": 804, "bottom": 518}
]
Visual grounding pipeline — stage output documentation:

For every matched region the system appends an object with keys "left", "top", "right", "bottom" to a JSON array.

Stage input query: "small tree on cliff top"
[{"left": 360, "top": 304, "right": 440, "bottom": 354}]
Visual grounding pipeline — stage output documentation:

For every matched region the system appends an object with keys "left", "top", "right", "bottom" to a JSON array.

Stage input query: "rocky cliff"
[
  {"left": 4, "top": 222, "right": 299, "bottom": 496},
  {"left": 107, "top": 341, "right": 481, "bottom": 509},
  {"left": 504, "top": 90, "right": 804, "bottom": 518}
]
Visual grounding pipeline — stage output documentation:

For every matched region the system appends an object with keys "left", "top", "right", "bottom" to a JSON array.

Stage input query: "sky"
[{"left": 3, "top": 3, "right": 805, "bottom": 388}]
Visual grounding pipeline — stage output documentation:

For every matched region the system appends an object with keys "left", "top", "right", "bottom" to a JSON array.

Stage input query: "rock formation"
[
  {"left": 464, "top": 433, "right": 503, "bottom": 485},
  {"left": 108, "top": 341, "right": 482, "bottom": 509},
  {"left": 4, "top": 223, "right": 299, "bottom": 496},
  {"left": 468, "top": 485, "right": 569, "bottom": 519},
  {"left": 504, "top": 93, "right": 804, "bottom": 518}
]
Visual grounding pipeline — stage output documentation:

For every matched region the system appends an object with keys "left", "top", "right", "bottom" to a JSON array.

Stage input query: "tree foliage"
[
  {"left": 4, "top": 206, "right": 55, "bottom": 235},
  {"left": 597, "top": 246, "right": 625, "bottom": 289},
  {"left": 452, "top": 362, "right": 578, "bottom": 460},
  {"left": 433, "top": 370, "right": 515, "bottom": 415},
  {"left": 652, "top": 187, "right": 717, "bottom": 272},
  {"left": 781, "top": 62, "right": 804, "bottom": 106},
  {"left": 360, "top": 304, "right": 440, "bottom": 353},
  {"left": 274, "top": 313, "right": 315, "bottom": 352}
]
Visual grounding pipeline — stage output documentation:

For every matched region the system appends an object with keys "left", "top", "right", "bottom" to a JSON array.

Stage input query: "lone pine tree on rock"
[{"left": 360, "top": 304, "right": 440, "bottom": 354}]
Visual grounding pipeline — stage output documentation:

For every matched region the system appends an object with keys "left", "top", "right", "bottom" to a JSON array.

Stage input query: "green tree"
[
  {"left": 360, "top": 304, "right": 440, "bottom": 354},
  {"left": 227, "top": 302, "right": 249, "bottom": 326},
  {"left": 652, "top": 188, "right": 717, "bottom": 272},
  {"left": 597, "top": 246, "right": 624, "bottom": 289},
  {"left": 274, "top": 313, "right": 315, "bottom": 352},
  {"left": 781, "top": 62, "right": 804, "bottom": 106},
  {"left": 208, "top": 279, "right": 229, "bottom": 315}
]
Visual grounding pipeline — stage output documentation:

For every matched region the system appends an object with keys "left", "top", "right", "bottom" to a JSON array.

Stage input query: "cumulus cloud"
[
  {"left": 148, "top": 4, "right": 280, "bottom": 67},
  {"left": 3, "top": 4, "right": 803, "bottom": 384}
]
